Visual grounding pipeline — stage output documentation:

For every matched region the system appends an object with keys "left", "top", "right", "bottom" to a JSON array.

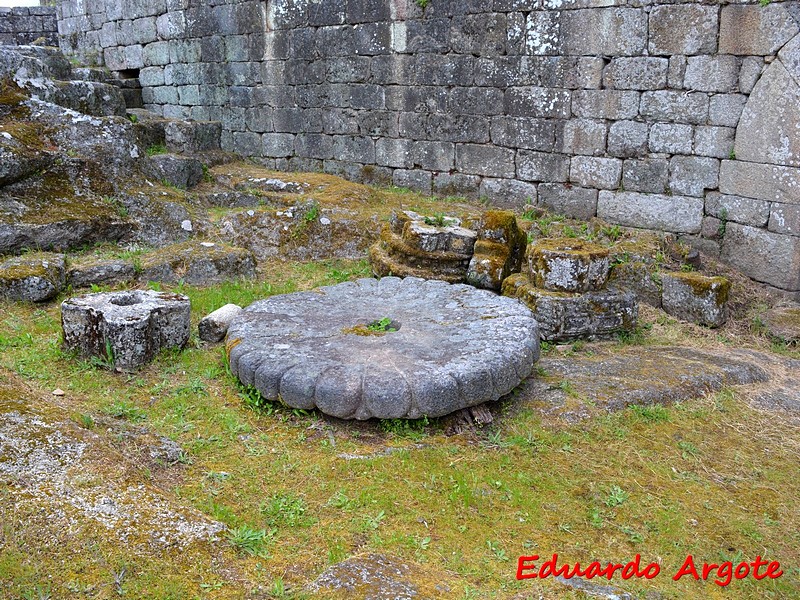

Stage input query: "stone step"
[
  {"left": 70, "top": 67, "right": 109, "bottom": 83},
  {"left": 144, "top": 153, "right": 204, "bottom": 190}
]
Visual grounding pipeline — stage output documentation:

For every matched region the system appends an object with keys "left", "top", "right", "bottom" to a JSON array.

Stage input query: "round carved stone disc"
[{"left": 226, "top": 276, "right": 540, "bottom": 420}]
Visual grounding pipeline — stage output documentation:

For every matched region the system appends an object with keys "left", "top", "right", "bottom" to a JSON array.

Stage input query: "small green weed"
[
  {"left": 103, "top": 399, "right": 146, "bottom": 422},
  {"left": 605, "top": 485, "right": 629, "bottom": 507},
  {"left": 227, "top": 525, "right": 274, "bottom": 558},
  {"left": 367, "top": 317, "right": 396, "bottom": 333},
  {"left": 260, "top": 493, "right": 311, "bottom": 527},
  {"left": 146, "top": 143, "right": 168, "bottom": 156},
  {"left": 630, "top": 404, "right": 670, "bottom": 423}
]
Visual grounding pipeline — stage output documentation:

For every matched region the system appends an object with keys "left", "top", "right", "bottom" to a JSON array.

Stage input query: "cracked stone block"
[
  {"left": 61, "top": 290, "right": 191, "bottom": 370},
  {"left": 527, "top": 239, "right": 610, "bottom": 293},
  {"left": 0, "top": 252, "right": 65, "bottom": 302},
  {"left": 502, "top": 274, "right": 638, "bottom": 343},
  {"left": 608, "top": 261, "right": 662, "bottom": 308},
  {"left": 661, "top": 271, "right": 730, "bottom": 328}
]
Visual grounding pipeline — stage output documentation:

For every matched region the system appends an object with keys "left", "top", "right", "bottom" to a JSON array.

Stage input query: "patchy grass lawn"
[
  {"left": 1, "top": 172, "right": 799, "bottom": 599},
  {"left": 0, "top": 252, "right": 798, "bottom": 600}
]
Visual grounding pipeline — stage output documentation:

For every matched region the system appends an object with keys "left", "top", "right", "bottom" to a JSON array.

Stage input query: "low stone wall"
[
  {"left": 54, "top": 0, "right": 800, "bottom": 295},
  {"left": 0, "top": 6, "right": 58, "bottom": 47}
]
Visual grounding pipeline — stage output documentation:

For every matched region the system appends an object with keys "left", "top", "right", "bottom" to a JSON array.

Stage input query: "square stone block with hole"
[{"left": 62, "top": 290, "right": 191, "bottom": 371}]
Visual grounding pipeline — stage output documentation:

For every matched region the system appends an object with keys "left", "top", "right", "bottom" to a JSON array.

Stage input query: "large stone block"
[
  {"left": 735, "top": 61, "right": 800, "bottom": 168},
  {"left": 62, "top": 290, "right": 190, "bottom": 371},
  {"left": 597, "top": 191, "right": 703, "bottom": 234},
  {"left": 561, "top": 8, "right": 647, "bottom": 56},
  {"left": 490, "top": 116, "right": 555, "bottom": 151},
  {"left": 0, "top": 253, "right": 65, "bottom": 303},
  {"left": 502, "top": 274, "right": 638, "bottom": 343},
  {"left": 708, "top": 93, "right": 747, "bottom": 128},
  {"left": 640, "top": 91, "right": 708, "bottom": 124},
  {"left": 466, "top": 210, "right": 527, "bottom": 291},
  {"left": 661, "top": 272, "right": 729, "bottom": 328},
  {"left": 768, "top": 203, "right": 800, "bottom": 236},
  {"left": 705, "top": 192, "right": 770, "bottom": 228},
  {"left": 720, "top": 223, "right": 800, "bottom": 291},
  {"left": 517, "top": 150, "right": 569, "bottom": 183},
  {"left": 694, "top": 126, "right": 735, "bottom": 160},
  {"left": 684, "top": 55, "right": 741, "bottom": 93},
  {"left": 456, "top": 144, "right": 515, "bottom": 178},
  {"left": 608, "top": 120, "right": 648, "bottom": 158},
  {"left": 479, "top": 178, "right": 538, "bottom": 209},
  {"left": 622, "top": 159, "right": 669, "bottom": 194},
  {"left": 570, "top": 156, "right": 622, "bottom": 190},
  {"left": 505, "top": 86, "right": 571, "bottom": 119},
  {"left": 719, "top": 160, "right": 800, "bottom": 204},
  {"left": 572, "top": 90, "right": 640, "bottom": 120},
  {"left": 669, "top": 156, "right": 719, "bottom": 198},
  {"left": 603, "top": 57, "right": 668, "bottom": 91},
  {"left": 527, "top": 239, "right": 610, "bottom": 293},
  {"left": 649, "top": 5, "right": 718, "bottom": 56},
  {"left": 719, "top": 4, "right": 798, "bottom": 56},
  {"left": 649, "top": 123, "right": 693, "bottom": 155},
  {"left": 537, "top": 184, "right": 598, "bottom": 221},
  {"left": 557, "top": 119, "right": 606, "bottom": 156}
]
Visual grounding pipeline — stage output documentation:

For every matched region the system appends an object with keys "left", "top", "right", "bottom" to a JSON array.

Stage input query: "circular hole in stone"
[{"left": 109, "top": 292, "right": 143, "bottom": 307}]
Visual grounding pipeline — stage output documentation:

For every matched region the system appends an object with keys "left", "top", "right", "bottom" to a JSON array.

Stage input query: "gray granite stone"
[
  {"left": 61, "top": 290, "right": 191, "bottom": 370},
  {"left": 226, "top": 277, "right": 540, "bottom": 419}
]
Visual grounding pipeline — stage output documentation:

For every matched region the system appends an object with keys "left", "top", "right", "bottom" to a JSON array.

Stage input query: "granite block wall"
[
  {"left": 55, "top": 0, "right": 800, "bottom": 294},
  {"left": 0, "top": 6, "right": 58, "bottom": 47}
]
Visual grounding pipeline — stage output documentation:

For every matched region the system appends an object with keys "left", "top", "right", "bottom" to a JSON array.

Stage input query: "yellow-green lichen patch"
[{"left": 665, "top": 271, "right": 731, "bottom": 305}]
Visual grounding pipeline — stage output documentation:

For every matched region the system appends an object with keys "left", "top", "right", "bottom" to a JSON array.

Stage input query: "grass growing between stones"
[{"left": 1, "top": 258, "right": 799, "bottom": 599}]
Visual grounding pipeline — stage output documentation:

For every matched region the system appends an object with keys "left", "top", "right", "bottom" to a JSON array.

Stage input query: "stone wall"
[
  {"left": 55, "top": 0, "right": 800, "bottom": 295},
  {"left": 0, "top": 6, "right": 58, "bottom": 47}
]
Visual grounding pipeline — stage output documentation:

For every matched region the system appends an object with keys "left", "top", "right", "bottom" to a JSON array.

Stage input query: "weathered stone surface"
[
  {"left": 164, "top": 120, "right": 221, "bottom": 153},
  {"left": 0, "top": 252, "right": 65, "bottom": 302},
  {"left": 570, "top": 156, "right": 621, "bottom": 190},
  {"left": 719, "top": 160, "right": 800, "bottom": 204},
  {"left": 648, "top": 5, "right": 718, "bottom": 56},
  {"left": 466, "top": 210, "right": 526, "bottom": 291},
  {"left": 769, "top": 203, "right": 800, "bottom": 236},
  {"left": 621, "top": 159, "right": 668, "bottom": 194},
  {"left": 527, "top": 239, "right": 610, "bottom": 293},
  {"left": 762, "top": 306, "right": 800, "bottom": 344},
  {"left": 537, "top": 184, "right": 598, "bottom": 221},
  {"left": 705, "top": 192, "right": 770, "bottom": 228},
  {"left": 684, "top": 55, "right": 740, "bottom": 93},
  {"left": 308, "top": 553, "right": 448, "bottom": 599},
  {"left": 721, "top": 223, "right": 800, "bottom": 291},
  {"left": 370, "top": 211, "right": 477, "bottom": 284},
  {"left": 669, "top": 156, "right": 719, "bottom": 198},
  {"left": 199, "top": 303, "right": 243, "bottom": 343},
  {"left": 61, "top": 290, "right": 191, "bottom": 370},
  {"left": 719, "top": 4, "right": 799, "bottom": 56},
  {"left": 67, "top": 259, "right": 137, "bottom": 289},
  {"left": 608, "top": 261, "right": 662, "bottom": 308},
  {"left": 598, "top": 191, "right": 703, "bottom": 234},
  {"left": 603, "top": 57, "right": 667, "bottom": 91},
  {"left": 607, "top": 120, "right": 648, "bottom": 158},
  {"left": 522, "top": 346, "right": 769, "bottom": 417},
  {"left": 227, "top": 276, "right": 540, "bottom": 419},
  {"left": 661, "top": 271, "right": 729, "bottom": 328},
  {"left": 502, "top": 274, "right": 637, "bottom": 343},
  {"left": 735, "top": 61, "right": 800, "bottom": 168},
  {"left": 138, "top": 241, "right": 257, "bottom": 286},
  {"left": 144, "top": 153, "right": 204, "bottom": 189}
]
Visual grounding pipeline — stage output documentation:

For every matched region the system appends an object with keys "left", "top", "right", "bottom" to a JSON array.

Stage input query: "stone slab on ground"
[
  {"left": 67, "top": 257, "right": 136, "bottom": 289},
  {"left": 308, "top": 553, "right": 454, "bottom": 599},
  {"left": 0, "top": 369, "right": 223, "bottom": 553},
  {"left": 227, "top": 276, "right": 540, "bottom": 420},
  {"left": 661, "top": 271, "right": 730, "bottom": 328},
  {"left": 520, "top": 346, "right": 771, "bottom": 420},
  {"left": 0, "top": 252, "right": 65, "bottom": 302},
  {"left": 762, "top": 306, "right": 800, "bottom": 344},
  {"left": 138, "top": 241, "right": 256, "bottom": 285}
]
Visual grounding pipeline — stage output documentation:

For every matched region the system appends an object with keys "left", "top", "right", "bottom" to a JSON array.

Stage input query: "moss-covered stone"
[
  {"left": 138, "top": 241, "right": 256, "bottom": 286},
  {"left": 467, "top": 210, "right": 527, "bottom": 291},
  {"left": 608, "top": 260, "right": 663, "bottom": 308},
  {"left": 502, "top": 274, "right": 638, "bottom": 342},
  {"left": 0, "top": 252, "right": 65, "bottom": 302},
  {"left": 528, "top": 238, "right": 610, "bottom": 293},
  {"left": 762, "top": 306, "right": 800, "bottom": 344},
  {"left": 661, "top": 271, "right": 730, "bottom": 328}
]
